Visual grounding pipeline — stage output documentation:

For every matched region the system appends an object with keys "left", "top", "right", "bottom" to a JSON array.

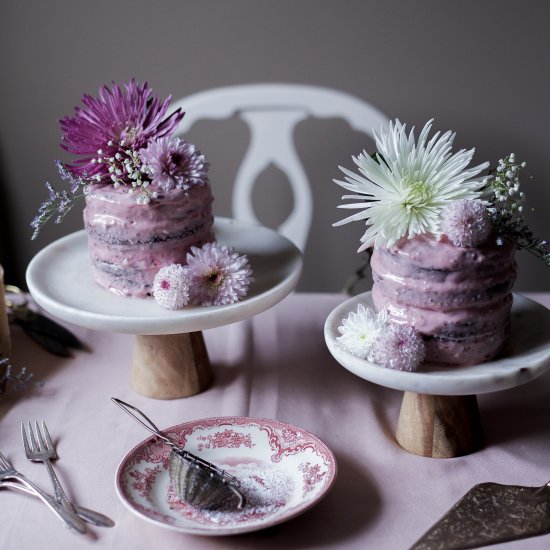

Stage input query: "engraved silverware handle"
[
  {"left": 20, "top": 421, "right": 87, "bottom": 533},
  {"left": 41, "top": 457, "right": 98, "bottom": 528},
  {"left": 0, "top": 480, "right": 114, "bottom": 527},
  {"left": 0, "top": 472, "right": 86, "bottom": 533},
  {"left": 43, "top": 457, "right": 72, "bottom": 507}
]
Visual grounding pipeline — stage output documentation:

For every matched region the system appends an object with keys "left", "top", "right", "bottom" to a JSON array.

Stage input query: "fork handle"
[
  {"left": 1, "top": 481, "right": 114, "bottom": 527},
  {"left": 42, "top": 458, "right": 87, "bottom": 530},
  {"left": 3, "top": 473, "right": 87, "bottom": 533},
  {"left": 42, "top": 458, "right": 72, "bottom": 506}
]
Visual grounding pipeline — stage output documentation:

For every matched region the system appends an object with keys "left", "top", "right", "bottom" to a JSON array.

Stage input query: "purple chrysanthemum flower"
[
  {"left": 140, "top": 137, "right": 208, "bottom": 191},
  {"left": 186, "top": 242, "right": 253, "bottom": 306},
  {"left": 440, "top": 199, "right": 492, "bottom": 247},
  {"left": 59, "top": 80, "right": 184, "bottom": 181},
  {"left": 373, "top": 324, "right": 425, "bottom": 372},
  {"left": 152, "top": 264, "right": 190, "bottom": 310}
]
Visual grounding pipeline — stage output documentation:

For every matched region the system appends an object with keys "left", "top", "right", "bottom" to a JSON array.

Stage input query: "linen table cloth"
[{"left": 0, "top": 293, "right": 549, "bottom": 549}]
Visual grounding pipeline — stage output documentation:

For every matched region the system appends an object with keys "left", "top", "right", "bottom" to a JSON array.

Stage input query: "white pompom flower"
[
  {"left": 337, "top": 304, "right": 388, "bottom": 361},
  {"left": 152, "top": 264, "right": 190, "bottom": 310}
]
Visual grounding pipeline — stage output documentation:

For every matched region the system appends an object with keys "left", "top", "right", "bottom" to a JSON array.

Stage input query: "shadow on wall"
[{"left": 0, "top": 145, "right": 23, "bottom": 287}]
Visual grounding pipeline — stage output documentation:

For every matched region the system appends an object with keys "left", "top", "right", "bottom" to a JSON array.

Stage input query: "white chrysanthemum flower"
[
  {"left": 337, "top": 304, "right": 388, "bottom": 360},
  {"left": 333, "top": 119, "right": 490, "bottom": 250}
]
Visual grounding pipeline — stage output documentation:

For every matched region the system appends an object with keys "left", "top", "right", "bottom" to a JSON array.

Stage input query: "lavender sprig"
[
  {"left": 30, "top": 161, "right": 88, "bottom": 240},
  {"left": 0, "top": 357, "right": 40, "bottom": 393},
  {"left": 490, "top": 209, "right": 550, "bottom": 266}
]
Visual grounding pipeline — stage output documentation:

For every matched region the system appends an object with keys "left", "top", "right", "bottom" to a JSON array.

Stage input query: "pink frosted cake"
[
  {"left": 371, "top": 235, "right": 517, "bottom": 365},
  {"left": 333, "top": 120, "right": 547, "bottom": 371},
  {"left": 33, "top": 81, "right": 257, "bottom": 309},
  {"left": 83, "top": 183, "right": 214, "bottom": 297}
]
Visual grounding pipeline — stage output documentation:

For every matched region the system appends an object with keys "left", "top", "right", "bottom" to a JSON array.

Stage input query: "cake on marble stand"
[
  {"left": 325, "top": 292, "right": 550, "bottom": 458},
  {"left": 26, "top": 218, "right": 302, "bottom": 399}
]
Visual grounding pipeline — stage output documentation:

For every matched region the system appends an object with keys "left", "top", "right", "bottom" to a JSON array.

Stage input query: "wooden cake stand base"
[
  {"left": 26, "top": 219, "right": 303, "bottom": 401},
  {"left": 324, "top": 292, "right": 550, "bottom": 459},
  {"left": 131, "top": 332, "right": 213, "bottom": 399},
  {"left": 396, "top": 392, "right": 483, "bottom": 458}
]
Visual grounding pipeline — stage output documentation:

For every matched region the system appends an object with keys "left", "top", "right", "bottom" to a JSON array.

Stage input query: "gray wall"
[{"left": 1, "top": 0, "right": 549, "bottom": 292}]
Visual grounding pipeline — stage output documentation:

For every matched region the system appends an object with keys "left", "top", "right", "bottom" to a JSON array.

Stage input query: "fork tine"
[
  {"left": 0, "top": 450, "right": 10, "bottom": 469},
  {"left": 28, "top": 421, "right": 39, "bottom": 452},
  {"left": 35, "top": 421, "right": 48, "bottom": 454},
  {"left": 21, "top": 422, "right": 31, "bottom": 456},
  {"left": 41, "top": 422, "right": 57, "bottom": 459}
]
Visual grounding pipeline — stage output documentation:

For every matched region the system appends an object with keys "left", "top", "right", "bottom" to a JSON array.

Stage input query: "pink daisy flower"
[
  {"left": 186, "top": 242, "right": 253, "bottom": 306},
  {"left": 152, "top": 264, "right": 190, "bottom": 309},
  {"left": 373, "top": 324, "right": 425, "bottom": 372},
  {"left": 440, "top": 199, "right": 492, "bottom": 247},
  {"left": 140, "top": 137, "right": 208, "bottom": 191}
]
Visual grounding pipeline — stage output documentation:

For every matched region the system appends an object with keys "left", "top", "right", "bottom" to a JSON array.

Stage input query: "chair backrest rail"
[{"left": 170, "top": 83, "right": 389, "bottom": 251}]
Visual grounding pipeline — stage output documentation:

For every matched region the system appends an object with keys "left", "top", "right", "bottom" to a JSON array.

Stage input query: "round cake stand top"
[
  {"left": 324, "top": 292, "right": 550, "bottom": 396},
  {"left": 27, "top": 218, "right": 302, "bottom": 335}
]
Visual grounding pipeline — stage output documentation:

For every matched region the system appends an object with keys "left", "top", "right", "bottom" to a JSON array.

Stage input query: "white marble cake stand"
[
  {"left": 324, "top": 292, "right": 550, "bottom": 458},
  {"left": 26, "top": 218, "right": 302, "bottom": 399}
]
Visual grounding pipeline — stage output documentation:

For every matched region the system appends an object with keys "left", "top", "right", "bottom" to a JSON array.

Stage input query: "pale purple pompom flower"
[
  {"left": 153, "top": 264, "right": 190, "bottom": 309},
  {"left": 140, "top": 137, "right": 208, "bottom": 191},
  {"left": 372, "top": 324, "right": 425, "bottom": 372},
  {"left": 186, "top": 242, "right": 253, "bottom": 306},
  {"left": 440, "top": 199, "right": 491, "bottom": 247}
]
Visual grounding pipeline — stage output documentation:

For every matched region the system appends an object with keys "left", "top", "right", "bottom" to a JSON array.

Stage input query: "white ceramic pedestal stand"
[
  {"left": 26, "top": 218, "right": 302, "bottom": 399},
  {"left": 325, "top": 292, "right": 550, "bottom": 458}
]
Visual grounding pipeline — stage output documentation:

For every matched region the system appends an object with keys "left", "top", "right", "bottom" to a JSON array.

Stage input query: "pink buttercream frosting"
[
  {"left": 83, "top": 183, "right": 214, "bottom": 297},
  {"left": 371, "top": 234, "right": 517, "bottom": 366}
]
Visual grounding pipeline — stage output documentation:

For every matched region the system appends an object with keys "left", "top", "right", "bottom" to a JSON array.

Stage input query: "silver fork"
[
  {"left": 0, "top": 479, "right": 114, "bottom": 527},
  {"left": 21, "top": 421, "right": 87, "bottom": 533},
  {"left": 0, "top": 449, "right": 86, "bottom": 533}
]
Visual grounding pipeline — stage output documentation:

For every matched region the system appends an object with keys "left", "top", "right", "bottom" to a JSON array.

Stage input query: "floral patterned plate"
[{"left": 115, "top": 416, "right": 337, "bottom": 536}]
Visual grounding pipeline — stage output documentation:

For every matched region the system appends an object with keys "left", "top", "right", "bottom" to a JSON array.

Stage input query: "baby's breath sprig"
[
  {"left": 31, "top": 161, "right": 89, "bottom": 240},
  {"left": 91, "top": 141, "right": 158, "bottom": 205},
  {"left": 488, "top": 153, "right": 527, "bottom": 216},
  {"left": 485, "top": 154, "right": 550, "bottom": 267}
]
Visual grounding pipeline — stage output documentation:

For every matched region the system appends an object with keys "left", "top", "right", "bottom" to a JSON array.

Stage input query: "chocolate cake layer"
[
  {"left": 371, "top": 234, "right": 516, "bottom": 366},
  {"left": 83, "top": 184, "right": 214, "bottom": 297}
]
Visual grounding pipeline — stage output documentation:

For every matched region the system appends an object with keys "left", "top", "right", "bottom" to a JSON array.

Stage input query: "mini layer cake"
[
  {"left": 371, "top": 234, "right": 517, "bottom": 365},
  {"left": 83, "top": 183, "right": 214, "bottom": 297}
]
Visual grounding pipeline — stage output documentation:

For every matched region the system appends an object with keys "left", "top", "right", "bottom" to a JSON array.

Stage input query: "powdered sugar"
[{"left": 167, "top": 462, "right": 295, "bottom": 525}]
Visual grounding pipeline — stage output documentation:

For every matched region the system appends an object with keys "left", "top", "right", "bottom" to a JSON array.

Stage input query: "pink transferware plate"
[{"left": 115, "top": 416, "right": 337, "bottom": 536}]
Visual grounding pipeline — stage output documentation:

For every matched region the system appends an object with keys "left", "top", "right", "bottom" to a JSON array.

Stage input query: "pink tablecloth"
[{"left": 1, "top": 293, "right": 549, "bottom": 550}]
